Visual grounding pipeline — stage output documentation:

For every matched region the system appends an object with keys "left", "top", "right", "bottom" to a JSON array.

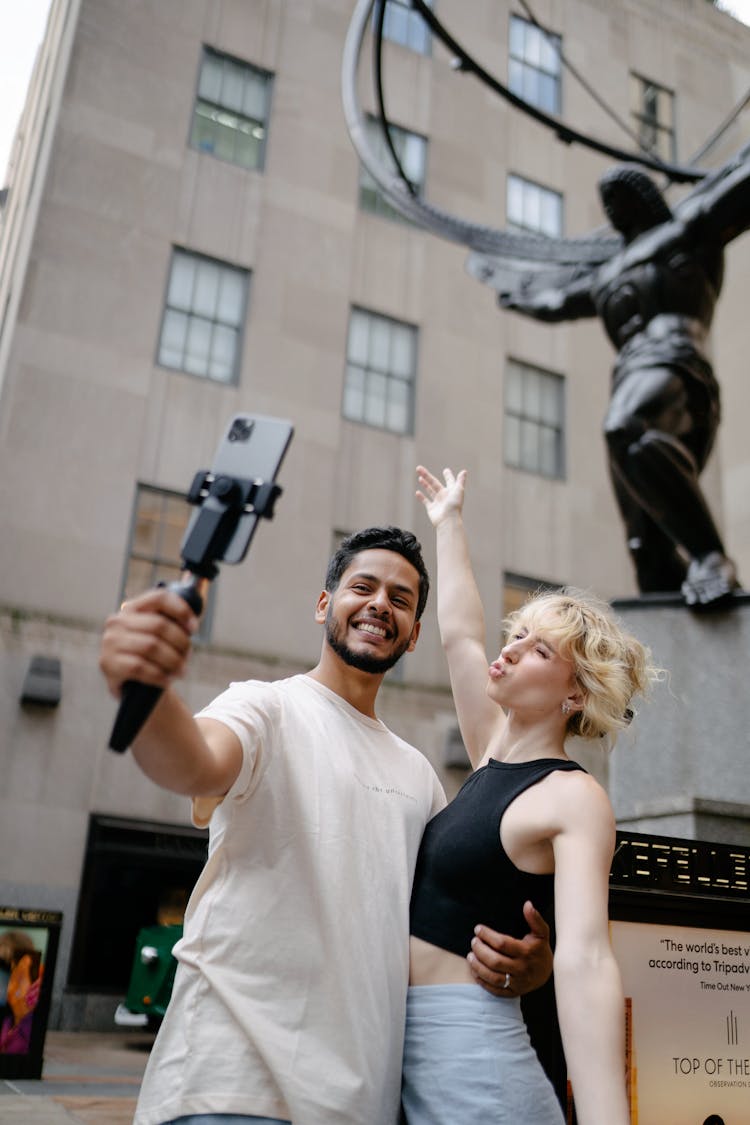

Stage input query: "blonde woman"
[{"left": 402, "top": 466, "right": 655, "bottom": 1125}]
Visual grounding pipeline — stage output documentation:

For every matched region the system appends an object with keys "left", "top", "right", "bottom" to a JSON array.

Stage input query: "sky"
[
  {"left": 2, "top": 0, "right": 750, "bottom": 183},
  {"left": 0, "top": 0, "right": 53, "bottom": 181}
]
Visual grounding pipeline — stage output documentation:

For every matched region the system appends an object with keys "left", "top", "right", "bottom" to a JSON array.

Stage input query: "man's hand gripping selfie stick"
[{"left": 108, "top": 413, "right": 294, "bottom": 753}]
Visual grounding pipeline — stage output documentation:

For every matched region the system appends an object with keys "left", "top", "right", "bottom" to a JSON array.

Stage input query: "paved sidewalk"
[{"left": 0, "top": 1029, "right": 154, "bottom": 1124}]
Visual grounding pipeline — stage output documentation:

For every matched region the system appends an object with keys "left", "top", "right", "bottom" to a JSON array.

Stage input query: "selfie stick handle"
[{"left": 108, "top": 578, "right": 206, "bottom": 753}]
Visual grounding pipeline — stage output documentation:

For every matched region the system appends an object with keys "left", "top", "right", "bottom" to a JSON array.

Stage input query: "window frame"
[
  {"left": 506, "top": 173, "right": 564, "bottom": 237},
  {"left": 504, "top": 358, "right": 566, "bottom": 480},
  {"left": 503, "top": 570, "right": 559, "bottom": 619},
  {"left": 358, "top": 114, "right": 428, "bottom": 224},
  {"left": 119, "top": 484, "right": 216, "bottom": 641},
  {"left": 189, "top": 46, "right": 273, "bottom": 172},
  {"left": 342, "top": 306, "right": 419, "bottom": 437},
  {"left": 630, "top": 72, "right": 676, "bottom": 162},
  {"left": 508, "top": 14, "right": 562, "bottom": 116},
  {"left": 378, "top": 0, "right": 433, "bottom": 55},
  {"left": 156, "top": 247, "right": 250, "bottom": 385}
]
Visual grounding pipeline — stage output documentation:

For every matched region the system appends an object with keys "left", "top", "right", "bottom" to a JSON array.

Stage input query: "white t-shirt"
[{"left": 133, "top": 674, "right": 445, "bottom": 1125}]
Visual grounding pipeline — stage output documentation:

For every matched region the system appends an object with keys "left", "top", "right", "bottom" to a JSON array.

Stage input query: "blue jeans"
[
  {"left": 165, "top": 1117, "right": 290, "bottom": 1124},
  {"left": 402, "top": 984, "right": 564, "bottom": 1124}
]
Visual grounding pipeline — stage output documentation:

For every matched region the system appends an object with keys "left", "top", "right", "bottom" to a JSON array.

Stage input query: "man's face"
[{"left": 316, "top": 548, "right": 421, "bottom": 674}]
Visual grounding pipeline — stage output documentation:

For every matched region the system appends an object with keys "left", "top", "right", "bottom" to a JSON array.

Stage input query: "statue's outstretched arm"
[
  {"left": 678, "top": 153, "right": 750, "bottom": 247},
  {"left": 499, "top": 271, "right": 596, "bottom": 323}
]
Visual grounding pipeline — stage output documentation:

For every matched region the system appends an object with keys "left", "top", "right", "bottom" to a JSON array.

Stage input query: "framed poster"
[
  {"left": 0, "top": 906, "right": 62, "bottom": 1079},
  {"left": 612, "top": 918, "right": 749, "bottom": 1124},
  {"left": 608, "top": 833, "right": 750, "bottom": 1125}
]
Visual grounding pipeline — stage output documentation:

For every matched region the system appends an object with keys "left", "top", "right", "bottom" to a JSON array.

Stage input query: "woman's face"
[{"left": 487, "top": 610, "right": 579, "bottom": 718}]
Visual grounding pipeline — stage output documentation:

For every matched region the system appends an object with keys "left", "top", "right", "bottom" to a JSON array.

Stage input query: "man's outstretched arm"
[
  {"left": 100, "top": 586, "right": 242, "bottom": 797},
  {"left": 468, "top": 900, "right": 553, "bottom": 998}
]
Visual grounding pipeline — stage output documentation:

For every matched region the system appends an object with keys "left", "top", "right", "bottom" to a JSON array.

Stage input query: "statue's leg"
[
  {"left": 608, "top": 464, "right": 687, "bottom": 592},
  {"left": 604, "top": 364, "right": 738, "bottom": 605},
  {"left": 621, "top": 432, "right": 738, "bottom": 605}
]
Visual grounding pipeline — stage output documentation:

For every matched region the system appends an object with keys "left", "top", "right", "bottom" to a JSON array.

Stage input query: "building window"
[
  {"left": 359, "top": 115, "right": 427, "bottom": 223},
  {"left": 630, "top": 74, "right": 675, "bottom": 162},
  {"left": 121, "top": 486, "right": 214, "bottom": 639},
  {"left": 503, "top": 571, "right": 558, "bottom": 618},
  {"left": 507, "top": 174, "right": 563, "bottom": 237},
  {"left": 504, "top": 359, "right": 565, "bottom": 479},
  {"left": 190, "top": 47, "right": 272, "bottom": 171},
  {"left": 158, "top": 248, "right": 249, "bottom": 383},
  {"left": 343, "top": 307, "right": 417, "bottom": 435},
  {"left": 508, "top": 15, "right": 561, "bottom": 115},
  {"left": 379, "top": 0, "right": 432, "bottom": 54}
]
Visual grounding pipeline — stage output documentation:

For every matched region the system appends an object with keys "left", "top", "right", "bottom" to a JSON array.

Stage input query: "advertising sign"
[
  {"left": 611, "top": 919, "right": 749, "bottom": 1124},
  {"left": 0, "top": 906, "right": 62, "bottom": 1079}
]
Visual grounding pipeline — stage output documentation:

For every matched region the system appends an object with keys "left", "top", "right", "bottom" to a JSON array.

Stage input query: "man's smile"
[{"left": 353, "top": 620, "right": 390, "bottom": 639}]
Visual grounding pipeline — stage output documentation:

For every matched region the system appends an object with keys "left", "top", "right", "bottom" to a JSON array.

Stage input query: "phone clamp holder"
[{"left": 182, "top": 472, "right": 283, "bottom": 578}]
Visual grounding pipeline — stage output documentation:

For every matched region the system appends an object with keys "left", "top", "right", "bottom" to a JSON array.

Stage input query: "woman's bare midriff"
[{"left": 409, "top": 935, "right": 478, "bottom": 986}]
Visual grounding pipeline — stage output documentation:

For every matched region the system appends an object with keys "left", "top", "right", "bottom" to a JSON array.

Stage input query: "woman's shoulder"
[
  {"left": 545, "top": 764, "right": 615, "bottom": 826},
  {"left": 549, "top": 762, "right": 609, "bottom": 798}
]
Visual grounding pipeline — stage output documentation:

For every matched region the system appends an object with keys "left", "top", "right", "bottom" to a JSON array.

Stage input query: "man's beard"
[{"left": 325, "top": 607, "right": 409, "bottom": 674}]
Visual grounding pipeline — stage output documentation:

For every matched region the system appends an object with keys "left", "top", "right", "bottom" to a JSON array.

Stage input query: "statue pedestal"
[{"left": 609, "top": 592, "right": 750, "bottom": 844}]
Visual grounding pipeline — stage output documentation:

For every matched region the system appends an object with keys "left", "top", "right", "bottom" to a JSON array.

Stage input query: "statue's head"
[{"left": 598, "top": 165, "right": 672, "bottom": 240}]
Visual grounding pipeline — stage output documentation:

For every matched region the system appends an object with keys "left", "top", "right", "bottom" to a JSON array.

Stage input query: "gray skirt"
[{"left": 401, "top": 985, "right": 565, "bottom": 1125}]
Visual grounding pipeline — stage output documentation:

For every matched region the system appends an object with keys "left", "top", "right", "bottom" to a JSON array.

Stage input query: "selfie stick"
[{"left": 108, "top": 471, "right": 282, "bottom": 753}]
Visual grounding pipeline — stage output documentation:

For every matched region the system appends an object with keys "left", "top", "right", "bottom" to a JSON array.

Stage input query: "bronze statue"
[
  {"left": 499, "top": 156, "right": 750, "bottom": 607},
  {"left": 341, "top": 10, "right": 750, "bottom": 606}
]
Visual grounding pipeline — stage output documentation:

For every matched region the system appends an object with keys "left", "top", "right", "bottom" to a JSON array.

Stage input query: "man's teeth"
[{"left": 357, "top": 623, "right": 387, "bottom": 637}]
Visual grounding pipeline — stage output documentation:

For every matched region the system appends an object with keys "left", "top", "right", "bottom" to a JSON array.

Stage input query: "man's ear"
[
  {"left": 314, "top": 590, "right": 330, "bottom": 624},
  {"left": 405, "top": 620, "right": 421, "bottom": 652}
]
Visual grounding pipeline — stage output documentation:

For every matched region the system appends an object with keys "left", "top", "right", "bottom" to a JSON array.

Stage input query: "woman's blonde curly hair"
[{"left": 505, "top": 587, "right": 660, "bottom": 744}]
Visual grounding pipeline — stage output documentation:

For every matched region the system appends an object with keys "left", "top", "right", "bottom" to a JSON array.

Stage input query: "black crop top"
[{"left": 410, "top": 757, "right": 585, "bottom": 957}]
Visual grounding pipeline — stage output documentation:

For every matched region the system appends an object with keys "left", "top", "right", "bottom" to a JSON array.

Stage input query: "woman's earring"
[{"left": 561, "top": 701, "right": 571, "bottom": 715}]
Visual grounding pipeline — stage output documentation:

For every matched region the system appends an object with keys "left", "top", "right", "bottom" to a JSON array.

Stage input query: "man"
[
  {"left": 100, "top": 526, "right": 552, "bottom": 1125},
  {"left": 501, "top": 157, "right": 750, "bottom": 607}
]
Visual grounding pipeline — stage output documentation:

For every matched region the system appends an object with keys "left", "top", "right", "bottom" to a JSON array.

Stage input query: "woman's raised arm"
[{"left": 416, "top": 466, "right": 506, "bottom": 767}]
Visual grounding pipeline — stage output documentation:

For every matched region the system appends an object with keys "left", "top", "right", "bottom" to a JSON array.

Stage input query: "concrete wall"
[{"left": 610, "top": 595, "right": 750, "bottom": 844}]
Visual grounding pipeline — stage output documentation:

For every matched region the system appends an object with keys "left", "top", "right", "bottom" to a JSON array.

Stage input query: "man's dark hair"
[{"left": 325, "top": 526, "right": 430, "bottom": 620}]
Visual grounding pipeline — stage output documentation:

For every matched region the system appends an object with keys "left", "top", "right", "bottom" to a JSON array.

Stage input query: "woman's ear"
[{"left": 566, "top": 685, "right": 585, "bottom": 713}]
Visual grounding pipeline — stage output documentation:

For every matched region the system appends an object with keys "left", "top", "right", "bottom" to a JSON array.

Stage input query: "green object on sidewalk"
[{"left": 118, "top": 924, "right": 182, "bottom": 1025}]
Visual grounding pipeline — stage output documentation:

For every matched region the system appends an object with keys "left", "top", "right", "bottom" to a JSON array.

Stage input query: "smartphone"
[{"left": 182, "top": 413, "right": 294, "bottom": 566}]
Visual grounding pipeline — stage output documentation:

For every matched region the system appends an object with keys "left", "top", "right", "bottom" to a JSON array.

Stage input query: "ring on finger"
[{"left": 504, "top": 972, "right": 511, "bottom": 990}]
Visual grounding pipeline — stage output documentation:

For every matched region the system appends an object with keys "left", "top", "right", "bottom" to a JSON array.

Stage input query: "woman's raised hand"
[{"left": 415, "top": 465, "right": 467, "bottom": 527}]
